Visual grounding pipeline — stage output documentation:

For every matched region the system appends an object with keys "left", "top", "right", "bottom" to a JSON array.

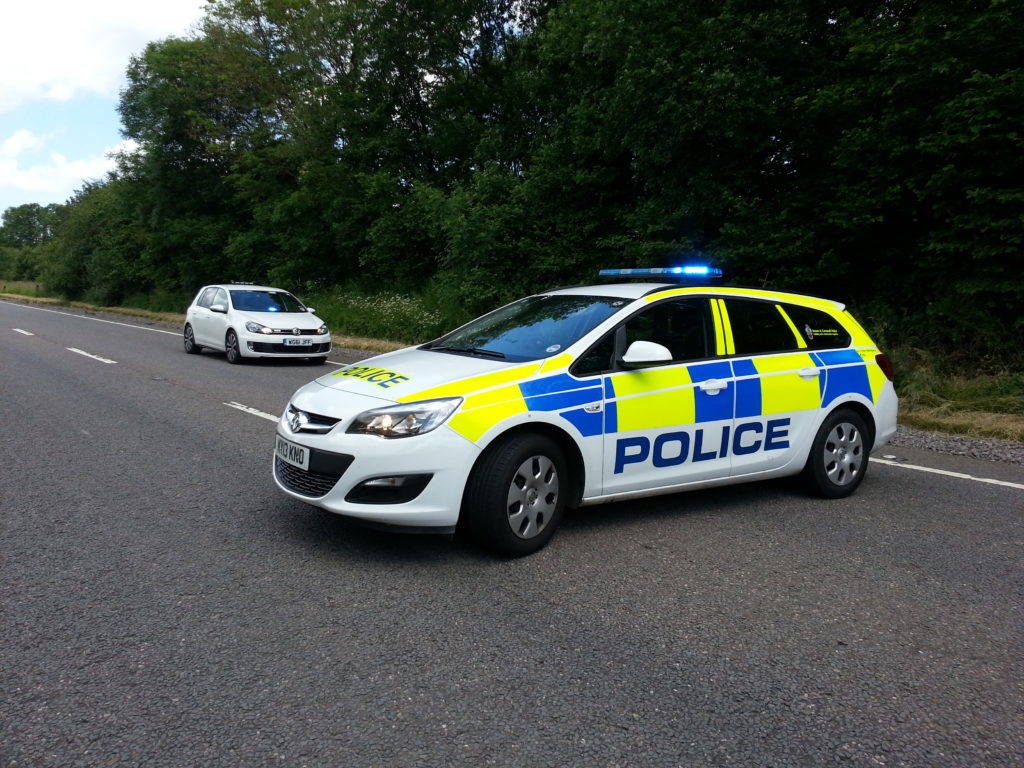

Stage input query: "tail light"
[{"left": 875, "top": 353, "right": 894, "bottom": 382}]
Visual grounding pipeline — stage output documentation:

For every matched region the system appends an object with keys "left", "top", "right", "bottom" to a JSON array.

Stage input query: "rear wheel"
[
  {"left": 801, "top": 408, "right": 869, "bottom": 498},
  {"left": 463, "top": 434, "right": 567, "bottom": 557},
  {"left": 225, "top": 330, "right": 243, "bottom": 364},
  {"left": 183, "top": 324, "right": 201, "bottom": 354}
]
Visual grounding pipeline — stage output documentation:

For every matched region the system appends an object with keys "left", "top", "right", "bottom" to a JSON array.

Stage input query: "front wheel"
[
  {"left": 463, "top": 434, "right": 568, "bottom": 557},
  {"left": 225, "top": 330, "right": 243, "bottom": 364},
  {"left": 801, "top": 408, "right": 870, "bottom": 498}
]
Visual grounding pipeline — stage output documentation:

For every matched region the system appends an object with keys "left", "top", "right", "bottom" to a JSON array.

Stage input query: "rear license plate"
[
  {"left": 283, "top": 337, "right": 313, "bottom": 346},
  {"left": 276, "top": 435, "right": 310, "bottom": 470}
]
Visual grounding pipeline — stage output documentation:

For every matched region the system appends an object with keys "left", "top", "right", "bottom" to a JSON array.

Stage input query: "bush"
[{"left": 308, "top": 288, "right": 448, "bottom": 344}]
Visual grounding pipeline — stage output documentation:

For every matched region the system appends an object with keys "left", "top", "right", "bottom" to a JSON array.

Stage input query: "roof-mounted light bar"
[{"left": 598, "top": 265, "right": 723, "bottom": 280}]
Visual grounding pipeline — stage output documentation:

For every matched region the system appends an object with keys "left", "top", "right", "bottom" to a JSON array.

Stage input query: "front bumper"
[
  {"left": 241, "top": 332, "right": 331, "bottom": 357},
  {"left": 272, "top": 421, "right": 482, "bottom": 530}
]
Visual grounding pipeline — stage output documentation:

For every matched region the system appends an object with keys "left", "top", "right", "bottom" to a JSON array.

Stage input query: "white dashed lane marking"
[
  {"left": 224, "top": 401, "right": 279, "bottom": 422},
  {"left": 67, "top": 347, "right": 117, "bottom": 364},
  {"left": 12, "top": 328, "right": 35, "bottom": 335}
]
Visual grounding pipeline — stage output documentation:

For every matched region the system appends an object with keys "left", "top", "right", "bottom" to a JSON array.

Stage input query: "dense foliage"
[{"left": 2, "top": 0, "right": 1021, "bottom": 361}]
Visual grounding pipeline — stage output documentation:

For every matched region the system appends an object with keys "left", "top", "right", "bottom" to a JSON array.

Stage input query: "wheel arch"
[
  {"left": 828, "top": 399, "right": 876, "bottom": 449},
  {"left": 463, "top": 422, "right": 587, "bottom": 516}
]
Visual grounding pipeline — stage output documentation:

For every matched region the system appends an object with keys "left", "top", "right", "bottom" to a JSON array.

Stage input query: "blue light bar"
[{"left": 599, "top": 266, "right": 723, "bottom": 279}]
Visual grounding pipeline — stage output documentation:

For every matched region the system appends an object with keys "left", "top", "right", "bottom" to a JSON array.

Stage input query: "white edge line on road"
[
  {"left": 66, "top": 347, "right": 118, "bottom": 364},
  {"left": 12, "top": 328, "right": 34, "bottom": 335},
  {"left": 1, "top": 299, "right": 180, "bottom": 336},
  {"left": 870, "top": 457, "right": 1024, "bottom": 490},
  {"left": 224, "top": 401, "right": 280, "bottom": 422}
]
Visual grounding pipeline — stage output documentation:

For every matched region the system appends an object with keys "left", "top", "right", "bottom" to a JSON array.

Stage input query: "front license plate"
[
  {"left": 283, "top": 337, "right": 313, "bottom": 346},
  {"left": 276, "top": 435, "right": 310, "bottom": 470}
]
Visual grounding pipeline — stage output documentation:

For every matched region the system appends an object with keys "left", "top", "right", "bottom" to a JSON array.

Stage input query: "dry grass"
[{"left": 898, "top": 406, "right": 1024, "bottom": 443}]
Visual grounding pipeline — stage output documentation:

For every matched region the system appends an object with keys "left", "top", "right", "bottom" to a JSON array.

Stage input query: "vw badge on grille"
[{"left": 292, "top": 328, "right": 300, "bottom": 335}]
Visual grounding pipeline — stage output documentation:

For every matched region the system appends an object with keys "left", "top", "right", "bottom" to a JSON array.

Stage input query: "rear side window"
[
  {"left": 780, "top": 304, "right": 851, "bottom": 349},
  {"left": 723, "top": 299, "right": 798, "bottom": 355}
]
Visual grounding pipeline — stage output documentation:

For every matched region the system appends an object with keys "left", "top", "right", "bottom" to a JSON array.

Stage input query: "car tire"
[
  {"left": 225, "top": 330, "right": 244, "bottom": 364},
  {"left": 183, "top": 324, "right": 202, "bottom": 354},
  {"left": 801, "top": 407, "right": 870, "bottom": 499},
  {"left": 308, "top": 355, "right": 326, "bottom": 365},
  {"left": 463, "top": 433, "right": 567, "bottom": 557}
]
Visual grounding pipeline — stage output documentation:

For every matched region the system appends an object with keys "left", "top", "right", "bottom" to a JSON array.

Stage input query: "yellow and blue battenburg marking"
[{"left": 498, "top": 349, "right": 879, "bottom": 441}]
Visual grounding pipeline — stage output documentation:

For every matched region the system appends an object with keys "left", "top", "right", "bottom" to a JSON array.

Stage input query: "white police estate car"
[
  {"left": 183, "top": 283, "right": 331, "bottom": 364},
  {"left": 273, "top": 269, "right": 897, "bottom": 556}
]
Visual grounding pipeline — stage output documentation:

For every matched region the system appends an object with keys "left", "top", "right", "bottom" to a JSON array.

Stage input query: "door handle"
[
  {"left": 798, "top": 367, "right": 820, "bottom": 379},
  {"left": 699, "top": 379, "right": 727, "bottom": 394}
]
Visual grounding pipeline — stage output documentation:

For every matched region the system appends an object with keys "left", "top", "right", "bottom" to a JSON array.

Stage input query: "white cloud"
[
  {"left": 0, "top": 0, "right": 207, "bottom": 113},
  {"left": 0, "top": 129, "right": 136, "bottom": 203}
]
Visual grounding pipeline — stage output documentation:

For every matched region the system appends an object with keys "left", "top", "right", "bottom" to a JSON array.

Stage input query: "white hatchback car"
[{"left": 183, "top": 283, "right": 331, "bottom": 364}]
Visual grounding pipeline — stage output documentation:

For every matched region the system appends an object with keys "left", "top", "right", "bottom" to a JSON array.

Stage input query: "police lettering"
[
  {"left": 333, "top": 366, "right": 411, "bottom": 389},
  {"left": 614, "top": 418, "right": 791, "bottom": 474}
]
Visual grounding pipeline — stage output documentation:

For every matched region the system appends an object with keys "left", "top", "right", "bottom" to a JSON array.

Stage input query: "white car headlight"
[
  {"left": 245, "top": 321, "right": 274, "bottom": 334},
  {"left": 316, "top": 324, "right": 329, "bottom": 335},
  {"left": 347, "top": 397, "right": 462, "bottom": 439}
]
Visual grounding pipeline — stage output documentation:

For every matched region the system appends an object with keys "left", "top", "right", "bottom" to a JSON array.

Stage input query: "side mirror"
[
  {"left": 306, "top": 307, "right": 316, "bottom": 313},
  {"left": 621, "top": 340, "right": 672, "bottom": 368},
  {"left": 210, "top": 304, "right": 228, "bottom": 314}
]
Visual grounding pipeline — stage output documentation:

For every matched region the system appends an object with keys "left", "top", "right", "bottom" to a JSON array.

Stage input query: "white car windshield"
[{"left": 230, "top": 290, "right": 306, "bottom": 313}]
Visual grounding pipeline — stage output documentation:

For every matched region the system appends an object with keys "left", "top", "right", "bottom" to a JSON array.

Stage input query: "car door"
[
  {"left": 599, "top": 296, "right": 734, "bottom": 495},
  {"left": 204, "top": 287, "right": 230, "bottom": 350},
  {"left": 719, "top": 297, "right": 823, "bottom": 476},
  {"left": 190, "top": 287, "right": 218, "bottom": 346}
]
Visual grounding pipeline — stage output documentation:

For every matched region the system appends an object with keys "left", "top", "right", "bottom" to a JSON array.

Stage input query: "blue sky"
[{"left": 0, "top": 0, "right": 208, "bottom": 214}]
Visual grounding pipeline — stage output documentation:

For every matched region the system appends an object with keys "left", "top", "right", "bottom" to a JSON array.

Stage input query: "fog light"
[{"left": 345, "top": 474, "right": 432, "bottom": 504}]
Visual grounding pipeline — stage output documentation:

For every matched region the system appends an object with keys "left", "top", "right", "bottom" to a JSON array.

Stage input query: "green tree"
[{"left": 0, "top": 203, "right": 63, "bottom": 247}]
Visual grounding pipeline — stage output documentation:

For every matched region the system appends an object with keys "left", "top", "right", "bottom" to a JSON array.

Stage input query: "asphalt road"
[{"left": 2, "top": 299, "right": 1022, "bottom": 768}]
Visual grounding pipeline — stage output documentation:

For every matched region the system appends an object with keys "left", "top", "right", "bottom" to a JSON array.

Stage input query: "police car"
[
  {"left": 183, "top": 283, "right": 331, "bottom": 364},
  {"left": 273, "top": 268, "right": 897, "bottom": 556}
]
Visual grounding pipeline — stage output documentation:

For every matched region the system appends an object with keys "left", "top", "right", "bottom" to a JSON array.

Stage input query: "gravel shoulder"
[{"left": 889, "top": 425, "right": 1024, "bottom": 467}]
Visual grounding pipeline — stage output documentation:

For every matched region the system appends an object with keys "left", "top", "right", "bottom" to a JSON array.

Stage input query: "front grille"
[
  {"left": 251, "top": 342, "right": 331, "bottom": 354},
  {"left": 275, "top": 448, "right": 354, "bottom": 498},
  {"left": 286, "top": 404, "right": 340, "bottom": 434},
  {"left": 276, "top": 457, "right": 342, "bottom": 497},
  {"left": 269, "top": 328, "right": 324, "bottom": 336}
]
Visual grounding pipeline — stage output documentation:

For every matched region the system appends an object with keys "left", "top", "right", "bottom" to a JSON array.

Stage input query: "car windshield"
[
  {"left": 429, "top": 294, "right": 627, "bottom": 362},
  {"left": 230, "top": 290, "right": 306, "bottom": 313}
]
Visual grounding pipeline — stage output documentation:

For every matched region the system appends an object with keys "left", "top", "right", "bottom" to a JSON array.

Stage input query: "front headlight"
[
  {"left": 347, "top": 397, "right": 462, "bottom": 439},
  {"left": 245, "top": 321, "right": 273, "bottom": 334},
  {"left": 316, "top": 324, "right": 329, "bottom": 335}
]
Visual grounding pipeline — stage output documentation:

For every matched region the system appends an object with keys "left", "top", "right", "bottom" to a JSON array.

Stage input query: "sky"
[{"left": 0, "top": 0, "right": 209, "bottom": 214}]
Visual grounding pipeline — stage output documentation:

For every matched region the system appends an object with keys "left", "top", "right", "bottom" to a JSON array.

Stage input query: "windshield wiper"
[{"left": 429, "top": 345, "right": 506, "bottom": 359}]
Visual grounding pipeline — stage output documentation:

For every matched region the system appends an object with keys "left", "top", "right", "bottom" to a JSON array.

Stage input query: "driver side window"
[
  {"left": 623, "top": 298, "right": 713, "bottom": 363},
  {"left": 572, "top": 297, "right": 714, "bottom": 376}
]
